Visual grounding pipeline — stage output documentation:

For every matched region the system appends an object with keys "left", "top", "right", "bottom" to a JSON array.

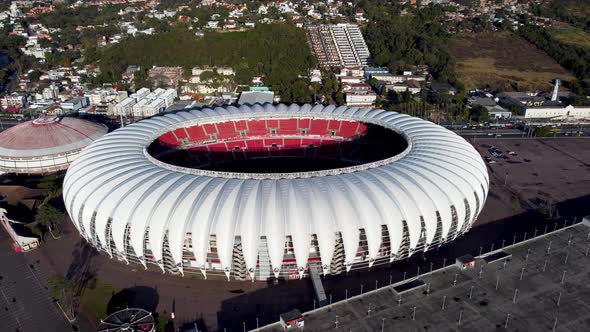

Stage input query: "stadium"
[
  {"left": 63, "top": 104, "right": 489, "bottom": 281},
  {"left": 0, "top": 117, "right": 108, "bottom": 174}
]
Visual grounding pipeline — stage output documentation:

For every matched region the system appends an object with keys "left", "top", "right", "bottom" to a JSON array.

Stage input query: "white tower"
[{"left": 551, "top": 79, "right": 560, "bottom": 102}]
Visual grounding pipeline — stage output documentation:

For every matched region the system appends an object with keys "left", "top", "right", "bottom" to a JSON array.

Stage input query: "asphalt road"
[{"left": 0, "top": 231, "right": 72, "bottom": 332}]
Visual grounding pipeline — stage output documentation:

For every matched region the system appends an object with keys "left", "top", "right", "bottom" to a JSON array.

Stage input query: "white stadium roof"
[{"left": 63, "top": 104, "right": 489, "bottom": 280}]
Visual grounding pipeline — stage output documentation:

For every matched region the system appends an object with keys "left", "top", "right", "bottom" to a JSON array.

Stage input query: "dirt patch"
[{"left": 449, "top": 32, "right": 575, "bottom": 91}]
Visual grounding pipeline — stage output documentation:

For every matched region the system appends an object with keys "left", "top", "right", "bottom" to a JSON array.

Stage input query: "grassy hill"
[{"left": 550, "top": 24, "right": 590, "bottom": 50}]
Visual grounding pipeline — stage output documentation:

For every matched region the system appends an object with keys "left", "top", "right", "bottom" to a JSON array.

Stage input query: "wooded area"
[{"left": 92, "top": 24, "right": 316, "bottom": 103}]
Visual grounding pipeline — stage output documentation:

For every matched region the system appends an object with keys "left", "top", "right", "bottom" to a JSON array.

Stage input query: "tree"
[
  {"left": 28, "top": 70, "right": 41, "bottom": 82},
  {"left": 38, "top": 174, "right": 61, "bottom": 200},
  {"left": 468, "top": 105, "right": 490, "bottom": 123},
  {"left": 47, "top": 275, "right": 76, "bottom": 318},
  {"left": 334, "top": 91, "right": 345, "bottom": 105},
  {"left": 35, "top": 204, "right": 64, "bottom": 229}
]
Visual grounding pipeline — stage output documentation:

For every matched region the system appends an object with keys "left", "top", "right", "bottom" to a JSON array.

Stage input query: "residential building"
[
  {"left": 345, "top": 91, "right": 377, "bottom": 106},
  {"left": 61, "top": 97, "right": 88, "bottom": 113},
  {"left": 148, "top": 66, "right": 184, "bottom": 87},
  {"left": 305, "top": 24, "right": 371, "bottom": 68},
  {"left": 42, "top": 85, "right": 59, "bottom": 100},
  {"left": 113, "top": 97, "right": 136, "bottom": 116},
  {"left": 0, "top": 93, "right": 27, "bottom": 109}
]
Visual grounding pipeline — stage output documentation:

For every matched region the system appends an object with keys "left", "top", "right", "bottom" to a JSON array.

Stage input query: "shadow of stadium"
[{"left": 215, "top": 194, "right": 590, "bottom": 331}]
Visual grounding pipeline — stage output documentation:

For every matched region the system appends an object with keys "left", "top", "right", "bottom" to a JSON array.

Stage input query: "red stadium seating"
[
  {"left": 339, "top": 121, "right": 358, "bottom": 137},
  {"left": 234, "top": 120, "right": 248, "bottom": 132},
  {"left": 278, "top": 119, "right": 298, "bottom": 135},
  {"left": 265, "top": 119, "right": 279, "bottom": 129},
  {"left": 327, "top": 120, "right": 341, "bottom": 131},
  {"left": 308, "top": 119, "right": 329, "bottom": 136},
  {"left": 157, "top": 119, "right": 371, "bottom": 163},
  {"left": 246, "top": 139, "right": 264, "bottom": 151},
  {"left": 263, "top": 138, "right": 283, "bottom": 147},
  {"left": 248, "top": 120, "right": 267, "bottom": 136},
  {"left": 298, "top": 119, "right": 311, "bottom": 130},
  {"left": 208, "top": 143, "right": 227, "bottom": 152},
  {"left": 186, "top": 126, "right": 208, "bottom": 142},
  {"left": 357, "top": 123, "right": 368, "bottom": 135},
  {"left": 174, "top": 128, "right": 189, "bottom": 141},
  {"left": 203, "top": 124, "right": 218, "bottom": 135},
  {"left": 159, "top": 132, "right": 178, "bottom": 146}
]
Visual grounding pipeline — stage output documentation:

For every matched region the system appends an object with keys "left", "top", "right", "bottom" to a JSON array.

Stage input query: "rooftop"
[{"left": 258, "top": 221, "right": 590, "bottom": 331}]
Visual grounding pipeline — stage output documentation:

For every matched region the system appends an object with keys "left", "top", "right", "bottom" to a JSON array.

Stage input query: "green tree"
[
  {"left": 35, "top": 204, "right": 64, "bottom": 228},
  {"left": 468, "top": 105, "right": 490, "bottom": 123},
  {"left": 37, "top": 174, "right": 61, "bottom": 200}
]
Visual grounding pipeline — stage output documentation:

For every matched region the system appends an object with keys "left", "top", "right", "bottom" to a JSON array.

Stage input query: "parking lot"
[
  {"left": 471, "top": 137, "right": 590, "bottom": 226},
  {"left": 0, "top": 231, "right": 71, "bottom": 332},
  {"left": 258, "top": 222, "right": 590, "bottom": 331}
]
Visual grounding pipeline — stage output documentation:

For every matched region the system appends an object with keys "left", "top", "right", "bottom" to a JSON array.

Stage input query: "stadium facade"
[
  {"left": 0, "top": 117, "right": 108, "bottom": 174},
  {"left": 63, "top": 104, "right": 489, "bottom": 281}
]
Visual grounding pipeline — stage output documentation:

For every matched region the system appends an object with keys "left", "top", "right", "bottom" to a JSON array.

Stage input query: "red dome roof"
[{"left": 0, "top": 117, "right": 108, "bottom": 158}]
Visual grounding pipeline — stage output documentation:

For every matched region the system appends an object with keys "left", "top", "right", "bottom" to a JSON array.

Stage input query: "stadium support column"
[{"left": 310, "top": 263, "right": 328, "bottom": 307}]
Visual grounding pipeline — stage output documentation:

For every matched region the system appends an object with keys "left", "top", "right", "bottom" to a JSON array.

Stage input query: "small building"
[
  {"left": 456, "top": 254, "right": 476, "bottom": 269},
  {"left": 61, "top": 97, "right": 88, "bottom": 113},
  {"left": 0, "top": 93, "right": 27, "bottom": 109},
  {"left": 345, "top": 91, "right": 377, "bottom": 107},
  {"left": 430, "top": 83, "right": 457, "bottom": 96},
  {"left": 238, "top": 91, "right": 274, "bottom": 105},
  {"left": 148, "top": 66, "right": 184, "bottom": 87},
  {"left": 280, "top": 309, "right": 304, "bottom": 330}
]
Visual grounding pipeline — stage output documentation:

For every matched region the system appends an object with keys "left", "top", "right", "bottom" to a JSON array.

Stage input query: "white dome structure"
[{"left": 63, "top": 104, "right": 488, "bottom": 281}]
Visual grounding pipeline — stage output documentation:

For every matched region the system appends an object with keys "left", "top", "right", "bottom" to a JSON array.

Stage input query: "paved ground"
[
  {"left": 0, "top": 231, "right": 72, "bottom": 332},
  {"left": 258, "top": 222, "right": 590, "bottom": 331},
  {"left": 472, "top": 138, "right": 590, "bottom": 226}
]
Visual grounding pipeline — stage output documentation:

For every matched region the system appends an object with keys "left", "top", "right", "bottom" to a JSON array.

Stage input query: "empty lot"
[
  {"left": 449, "top": 32, "right": 575, "bottom": 91},
  {"left": 472, "top": 137, "right": 590, "bottom": 226}
]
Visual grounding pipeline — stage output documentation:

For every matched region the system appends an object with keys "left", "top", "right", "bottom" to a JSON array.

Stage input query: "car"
[
  {"left": 524, "top": 158, "right": 531, "bottom": 162},
  {"left": 495, "top": 134, "right": 502, "bottom": 138},
  {"left": 508, "top": 151, "right": 517, "bottom": 156},
  {"left": 488, "top": 160, "right": 496, "bottom": 164}
]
